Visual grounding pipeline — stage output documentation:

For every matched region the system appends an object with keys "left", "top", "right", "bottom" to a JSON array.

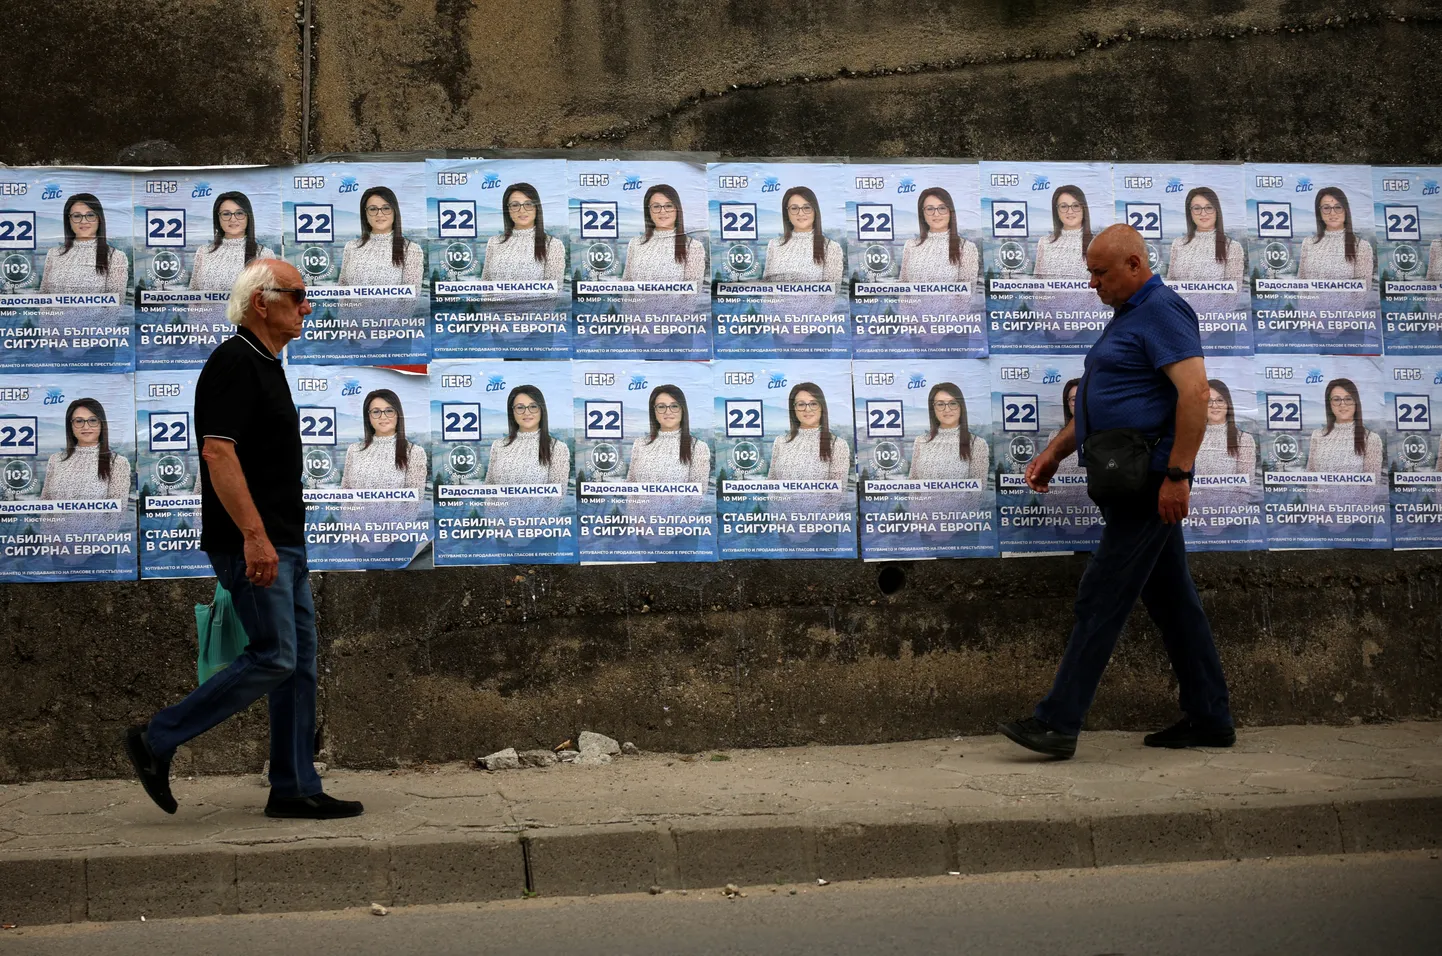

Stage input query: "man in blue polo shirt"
[{"left": 1000, "top": 224, "right": 1234, "bottom": 759}]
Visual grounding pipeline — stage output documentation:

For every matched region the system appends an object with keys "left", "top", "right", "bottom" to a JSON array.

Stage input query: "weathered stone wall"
[{"left": 3, "top": 1, "right": 1442, "bottom": 781}]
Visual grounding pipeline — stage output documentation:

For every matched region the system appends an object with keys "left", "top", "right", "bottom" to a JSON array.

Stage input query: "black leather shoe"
[
  {"left": 1144, "top": 718, "right": 1236, "bottom": 749},
  {"left": 998, "top": 717, "right": 1078, "bottom": 759},
  {"left": 265, "top": 792, "right": 365, "bottom": 819},
  {"left": 124, "top": 725, "right": 177, "bottom": 814}
]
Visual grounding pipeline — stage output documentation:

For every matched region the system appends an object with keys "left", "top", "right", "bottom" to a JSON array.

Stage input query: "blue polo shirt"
[{"left": 1074, "top": 275, "right": 1204, "bottom": 472}]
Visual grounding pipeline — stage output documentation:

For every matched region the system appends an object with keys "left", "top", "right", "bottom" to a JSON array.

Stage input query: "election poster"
[
  {"left": 852, "top": 359, "right": 997, "bottom": 560},
  {"left": 1258, "top": 356, "right": 1389, "bottom": 549},
  {"left": 282, "top": 162, "right": 429, "bottom": 364},
  {"left": 709, "top": 161, "right": 850, "bottom": 358},
  {"left": 1246, "top": 164, "right": 1381, "bottom": 354},
  {"left": 133, "top": 167, "right": 282, "bottom": 370},
  {"left": 980, "top": 162, "right": 1115, "bottom": 354},
  {"left": 1383, "top": 357, "right": 1442, "bottom": 549},
  {"left": 0, "top": 373, "right": 137, "bottom": 582},
  {"left": 569, "top": 159, "right": 711, "bottom": 359},
  {"left": 1182, "top": 356, "right": 1264, "bottom": 551},
  {"left": 135, "top": 369, "right": 208, "bottom": 578},
  {"left": 1113, "top": 163, "right": 1252, "bottom": 355},
  {"left": 1373, "top": 166, "right": 1442, "bottom": 354},
  {"left": 426, "top": 158, "right": 571, "bottom": 359},
  {"left": 573, "top": 360, "right": 717, "bottom": 563},
  {"left": 285, "top": 365, "right": 433, "bottom": 570},
  {"left": 714, "top": 359, "right": 857, "bottom": 559},
  {"left": 847, "top": 160, "right": 987, "bottom": 358},
  {"left": 0, "top": 168, "right": 134, "bottom": 372},
  {"left": 431, "top": 360, "right": 577, "bottom": 565},
  {"left": 990, "top": 355, "right": 1101, "bottom": 552}
]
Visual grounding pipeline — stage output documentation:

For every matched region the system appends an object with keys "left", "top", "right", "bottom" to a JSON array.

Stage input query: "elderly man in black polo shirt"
[
  {"left": 125, "top": 259, "right": 363, "bottom": 820},
  {"left": 1000, "top": 225, "right": 1234, "bottom": 760}
]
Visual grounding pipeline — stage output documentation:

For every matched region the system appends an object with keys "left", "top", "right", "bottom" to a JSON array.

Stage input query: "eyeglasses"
[
  {"left": 1189, "top": 204, "right": 1216, "bottom": 215},
  {"left": 368, "top": 407, "right": 398, "bottom": 419},
  {"left": 1207, "top": 398, "right": 1228, "bottom": 407},
  {"left": 932, "top": 400, "right": 960, "bottom": 410},
  {"left": 922, "top": 205, "right": 950, "bottom": 216},
  {"left": 71, "top": 416, "right": 101, "bottom": 427},
  {"left": 1329, "top": 395, "right": 1356, "bottom": 406},
  {"left": 365, "top": 204, "right": 394, "bottom": 215},
  {"left": 654, "top": 403, "right": 681, "bottom": 413},
  {"left": 649, "top": 203, "right": 676, "bottom": 214},
  {"left": 786, "top": 204, "right": 814, "bottom": 215},
  {"left": 793, "top": 401, "right": 820, "bottom": 411},
  {"left": 68, "top": 212, "right": 98, "bottom": 223},
  {"left": 268, "top": 287, "right": 308, "bottom": 305},
  {"left": 1056, "top": 202, "right": 1083, "bottom": 212},
  {"left": 1320, "top": 204, "right": 1346, "bottom": 214},
  {"left": 512, "top": 403, "right": 540, "bottom": 414},
  {"left": 507, "top": 201, "right": 537, "bottom": 212},
  {"left": 219, "top": 210, "right": 249, "bottom": 220}
]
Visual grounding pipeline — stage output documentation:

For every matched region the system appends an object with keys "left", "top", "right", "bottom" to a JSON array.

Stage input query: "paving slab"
[{"left": 0, "top": 722, "right": 1438, "bottom": 926}]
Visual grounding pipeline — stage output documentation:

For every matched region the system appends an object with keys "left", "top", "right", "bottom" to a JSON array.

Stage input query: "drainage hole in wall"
[{"left": 877, "top": 564, "right": 906, "bottom": 596}]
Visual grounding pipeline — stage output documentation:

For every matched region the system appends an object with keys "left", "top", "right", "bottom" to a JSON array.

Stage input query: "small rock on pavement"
[
  {"left": 556, "top": 749, "right": 581, "bottom": 763},
  {"left": 478, "top": 748, "right": 520, "bottom": 771},
  {"left": 575, "top": 753, "right": 612, "bottom": 767},
  {"left": 370, "top": 903, "right": 389, "bottom": 917},
  {"left": 648, "top": 885, "right": 662, "bottom": 895},
  {"left": 518, "top": 749, "right": 558, "bottom": 768},
  {"left": 579, "top": 731, "right": 621, "bottom": 758},
  {"left": 622, "top": 742, "right": 641, "bottom": 755}
]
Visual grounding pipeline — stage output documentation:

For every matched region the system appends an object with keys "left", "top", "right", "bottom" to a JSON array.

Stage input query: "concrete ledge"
[{"left": 4, "top": 790, "right": 1441, "bottom": 926}]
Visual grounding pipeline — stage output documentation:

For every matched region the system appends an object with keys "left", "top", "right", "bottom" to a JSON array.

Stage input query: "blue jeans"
[
  {"left": 147, "top": 545, "right": 322, "bottom": 798},
  {"left": 1034, "top": 479, "right": 1232, "bottom": 736}
]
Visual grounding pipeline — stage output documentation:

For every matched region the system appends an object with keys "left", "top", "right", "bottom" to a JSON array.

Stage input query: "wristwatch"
[{"left": 1165, "top": 466, "right": 1194, "bottom": 482}]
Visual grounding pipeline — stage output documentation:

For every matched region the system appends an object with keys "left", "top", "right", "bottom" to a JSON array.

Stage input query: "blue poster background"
[
  {"left": 426, "top": 158, "right": 571, "bottom": 358},
  {"left": 1247, "top": 164, "right": 1381, "bottom": 354},
  {"left": 569, "top": 160, "right": 711, "bottom": 359},
  {"left": 0, "top": 372, "right": 137, "bottom": 581},
  {"left": 709, "top": 162, "right": 850, "bottom": 358},
  {"left": 847, "top": 161, "right": 987, "bottom": 358},
  {"left": 133, "top": 167, "right": 282, "bottom": 369},
  {"left": 1113, "top": 163, "right": 1252, "bottom": 355},
  {"left": 573, "top": 360, "right": 717, "bottom": 563},
  {"left": 135, "top": 369, "right": 208, "bottom": 577},
  {"left": 1183, "top": 356, "right": 1264, "bottom": 551},
  {"left": 282, "top": 163, "right": 430, "bottom": 364},
  {"left": 286, "top": 365, "right": 433, "bottom": 569},
  {"left": 0, "top": 169, "right": 134, "bottom": 372},
  {"left": 714, "top": 359, "right": 857, "bottom": 559},
  {"left": 853, "top": 359, "right": 997, "bottom": 559},
  {"left": 1383, "top": 357, "right": 1442, "bottom": 549},
  {"left": 431, "top": 360, "right": 577, "bottom": 565},
  {"left": 1258, "top": 355, "right": 1389, "bottom": 548},
  {"left": 1373, "top": 166, "right": 1442, "bottom": 354},
  {"left": 980, "top": 162, "right": 1115, "bottom": 354},
  {"left": 990, "top": 354, "right": 1101, "bottom": 551}
]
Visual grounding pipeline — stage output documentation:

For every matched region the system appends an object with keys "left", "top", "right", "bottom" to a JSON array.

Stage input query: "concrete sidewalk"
[{"left": 3, "top": 722, "right": 1440, "bottom": 926}]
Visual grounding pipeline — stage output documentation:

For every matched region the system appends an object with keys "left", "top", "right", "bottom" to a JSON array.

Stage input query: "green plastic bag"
[{"left": 195, "top": 582, "right": 249, "bottom": 685}]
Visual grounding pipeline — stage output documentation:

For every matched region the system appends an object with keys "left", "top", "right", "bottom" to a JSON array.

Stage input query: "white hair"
[{"left": 226, "top": 260, "right": 283, "bottom": 326}]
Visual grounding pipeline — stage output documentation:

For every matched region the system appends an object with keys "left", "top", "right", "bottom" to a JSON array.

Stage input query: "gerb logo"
[
  {"left": 1165, "top": 177, "right": 1185, "bottom": 193},
  {"left": 1305, "top": 369, "right": 1323, "bottom": 384},
  {"left": 864, "top": 372, "right": 894, "bottom": 386},
  {"left": 898, "top": 178, "right": 916, "bottom": 194},
  {"left": 43, "top": 387, "right": 65, "bottom": 405},
  {"left": 144, "top": 180, "right": 178, "bottom": 194},
  {"left": 293, "top": 176, "right": 325, "bottom": 189},
  {"left": 192, "top": 182, "right": 213, "bottom": 198},
  {"left": 480, "top": 173, "right": 502, "bottom": 189},
  {"left": 0, "top": 388, "right": 30, "bottom": 401},
  {"left": 908, "top": 372, "right": 926, "bottom": 390},
  {"left": 1296, "top": 177, "right": 1314, "bottom": 193},
  {"left": 724, "top": 371, "right": 754, "bottom": 385},
  {"left": 338, "top": 177, "right": 360, "bottom": 194},
  {"left": 0, "top": 183, "right": 27, "bottom": 196},
  {"left": 341, "top": 379, "right": 362, "bottom": 396},
  {"left": 42, "top": 184, "right": 62, "bottom": 200},
  {"left": 1255, "top": 176, "right": 1283, "bottom": 189},
  {"left": 437, "top": 172, "right": 468, "bottom": 186},
  {"left": 768, "top": 372, "right": 788, "bottom": 389},
  {"left": 998, "top": 367, "right": 1029, "bottom": 380},
  {"left": 1264, "top": 367, "right": 1293, "bottom": 379},
  {"left": 295, "top": 378, "right": 328, "bottom": 392},
  {"left": 760, "top": 176, "right": 782, "bottom": 193},
  {"left": 486, "top": 374, "right": 506, "bottom": 392},
  {"left": 147, "top": 383, "right": 182, "bottom": 398},
  {"left": 1393, "top": 367, "right": 1422, "bottom": 381},
  {"left": 1031, "top": 175, "right": 1050, "bottom": 191},
  {"left": 622, "top": 175, "right": 643, "bottom": 191},
  {"left": 584, "top": 372, "right": 615, "bottom": 386},
  {"left": 1042, "top": 369, "right": 1061, "bottom": 384},
  {"left": 628, "top": 374, "right": 648, "bottom": 391},
  {"left": 578, "top": 173, "right": 610, "bottom": 187},
  {"left": 989, "top": 174, "right": 1019, "bottom": 187}
]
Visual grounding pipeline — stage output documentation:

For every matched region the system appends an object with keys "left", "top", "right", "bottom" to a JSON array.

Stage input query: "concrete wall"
[{"left": 3, "top": 1, "right": 1442, "bottom": 781}]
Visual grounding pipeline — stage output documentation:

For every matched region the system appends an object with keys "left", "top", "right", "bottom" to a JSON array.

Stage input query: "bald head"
[{"left": 1086, "top": 224, "right": 1152, "bottom": 307}]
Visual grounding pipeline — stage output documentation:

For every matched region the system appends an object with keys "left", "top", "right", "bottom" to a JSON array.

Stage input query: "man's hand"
[
  {"left": 1158, "top": 477, "right": 1191, "bottom": 524},
  {"left": 243, "top": 533, "right": 279, "bottom": 588},
  {"left": 1025, "top": 448, "right": 1061, "bottom": 493}
]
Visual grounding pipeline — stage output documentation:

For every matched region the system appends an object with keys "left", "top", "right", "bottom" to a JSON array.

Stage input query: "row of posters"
[
  {"left": 4, "top": 356, "right": 1439, "bottom": 581},
  {"left": 3, "top": 162, "right": 1441, "bottom": 368}
]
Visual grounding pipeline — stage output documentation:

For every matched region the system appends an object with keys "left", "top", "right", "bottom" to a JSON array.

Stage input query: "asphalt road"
[{"left": 5, "top": 852, "right": 1439, "bottom": 955}]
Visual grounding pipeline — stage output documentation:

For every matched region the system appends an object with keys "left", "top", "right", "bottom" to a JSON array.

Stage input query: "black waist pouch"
[{"left": 1082, "top": 429, "right": 1159, "bottom": 505}]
